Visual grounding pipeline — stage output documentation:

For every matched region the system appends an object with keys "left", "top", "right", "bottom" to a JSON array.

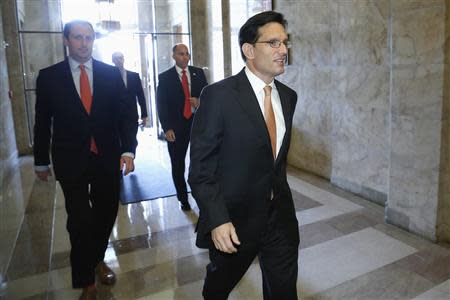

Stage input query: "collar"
[
  {"left": 69, "top": 57, "right": 93, "bottom": 71},
  {"left": 244, "top": 67, "right": 275, "bottom": 94},
  {"left": 175, "top": 64, "right": 188, "bottom": 75}
]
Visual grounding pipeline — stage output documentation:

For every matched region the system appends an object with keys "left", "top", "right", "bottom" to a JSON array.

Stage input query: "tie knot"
[
  {"left": 79, "top": 64, "right": 85, "bottom": 71},
  {"left": 264, "top": 85, "right": 272, "bottom": 97},
  {"left": 182, "top": 69, "right": 186, "bottom": 74}
]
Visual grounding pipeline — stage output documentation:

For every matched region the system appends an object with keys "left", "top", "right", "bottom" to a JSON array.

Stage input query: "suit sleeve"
[
  {"left": 188, "top": 86, "right": 230, "bottom": 233},
  {"left": 134, "top": 73, "right": 147, "bottom": 118},
  {"left": 33, "top": 70, "right": 52, "bottom": 166},
  {"left": 156, "top": 74, "right": 171, "bottom": 132}
]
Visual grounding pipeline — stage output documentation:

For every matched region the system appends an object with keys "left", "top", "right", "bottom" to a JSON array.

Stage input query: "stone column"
[
  {"left": 190, "top": 0, "right": 213, "bottom": 82},
  {"left": 437, "top": 0, "right": 450, "bottom": 242},
  {"left": 1, "top": 0, "right": 31, "bottom": 155},
  {"left": 0, "top": 2, "right": 19, "bottom": 188},
  {"left": 221, "top": 0, "right": 232, "bottom": 78}
]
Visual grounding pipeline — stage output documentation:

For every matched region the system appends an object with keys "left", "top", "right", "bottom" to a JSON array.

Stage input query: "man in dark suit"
[
  {"left": 188, "top": 11, "right": 299, "bottom": 299},
  {"left": 156, "top": 44, "right": 208, "bottom": 211},
  {"left": 112, "top": 51, "right": 148, "bottom": 127},
  {"left": 33, "top": 20, "right": 137, "bottom": 300}
]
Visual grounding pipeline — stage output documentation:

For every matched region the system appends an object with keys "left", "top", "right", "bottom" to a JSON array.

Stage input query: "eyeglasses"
[{"left": 254, "top": 39, "right": 291, "bottom": 49}]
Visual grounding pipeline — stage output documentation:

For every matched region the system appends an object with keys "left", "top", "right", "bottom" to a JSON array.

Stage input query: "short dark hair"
[
  {"left": 63, "top": 20, "right": 94, "bottom": 38},
  {"left": 238, "top": 11, "right": 287, "bottom": 61}
]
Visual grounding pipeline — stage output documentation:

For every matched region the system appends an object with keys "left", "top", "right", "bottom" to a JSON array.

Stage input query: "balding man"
[{"left": 156, "top": 44, "right": 208, "bottom": 211}]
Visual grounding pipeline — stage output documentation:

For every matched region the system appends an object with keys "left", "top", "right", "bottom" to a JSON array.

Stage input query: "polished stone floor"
[{"left": 1, "top": 131, "right": 449, "bottom": 299}]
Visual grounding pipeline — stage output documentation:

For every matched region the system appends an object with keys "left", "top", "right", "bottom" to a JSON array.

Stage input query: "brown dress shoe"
[
  {"left": 95, "top": 261, "right": 116, "bottom": 285},
  {"left": 79, "top": 284, "right": 97, "bottom": 300}
]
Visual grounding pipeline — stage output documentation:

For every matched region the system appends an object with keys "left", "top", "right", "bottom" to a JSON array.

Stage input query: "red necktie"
[
  {"left": 79, "top": 64, "right": 98, "bottom": 154},
  {"left": 181, "top": 69, "right": 192, "bottom": 119},
  {"left": 263, "top": 85, "right": 276, "bottom": 159}
]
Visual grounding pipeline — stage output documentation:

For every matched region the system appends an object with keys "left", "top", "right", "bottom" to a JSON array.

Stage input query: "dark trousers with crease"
[
  {"left": 59, "top": 153, "right": 120, "bottom": 288},
  {"left": 167, "top": 122, "right": 191, "bottom": 203},
  {"left": 202, "top": 209, "right": 299, "bottom": 300}
]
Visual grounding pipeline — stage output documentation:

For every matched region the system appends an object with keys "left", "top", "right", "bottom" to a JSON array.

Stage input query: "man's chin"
[{"left": 275, "top": 67, "right": 285, "bottom": 76}]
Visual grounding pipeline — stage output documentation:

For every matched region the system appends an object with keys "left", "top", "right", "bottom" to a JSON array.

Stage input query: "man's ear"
[{"left": 242, "top": 43, "right": 254, "bottom": 60}]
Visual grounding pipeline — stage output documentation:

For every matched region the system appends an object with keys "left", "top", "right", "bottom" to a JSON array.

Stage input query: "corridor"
[{"left": 1, "top": 153, "right": 449, "bottom": 299}]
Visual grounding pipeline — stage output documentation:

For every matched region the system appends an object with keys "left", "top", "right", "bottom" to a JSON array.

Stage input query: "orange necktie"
[
  {"left": 79, "top": 64, "right": 98, "bottom": 154},
  {"left": 264, "top": 85, "right": 276, "bottom": 159},
  {"left": 181, "top": 69, "right": 192, "bottom": 119}
]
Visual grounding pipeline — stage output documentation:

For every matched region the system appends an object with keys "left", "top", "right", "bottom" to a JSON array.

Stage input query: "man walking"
[
  {"left": 189, "top": 11, "right": 299, "bottom": 299},
  {"left": 156, "top": 43, "right": 208, "bottom": 211},
  {"left": 34, "top": 20, "right": 137, "bottom": 300},
  {"left": 112, "top": 51, "right": 148, "bottom": 128}
]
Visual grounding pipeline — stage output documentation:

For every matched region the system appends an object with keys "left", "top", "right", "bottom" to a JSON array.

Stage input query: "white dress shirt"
[
  {"left": 175, "top": 64, "right": 191, "bottom": 92},
  {"left": 175, "top": 65, "right": 196, "bottom": 112},
  {"left": 244, "top": 67, "right": 286, "bottom": 158},
  {"left": 119, "top": 68, "right": 127, "bottom": 87},
  {"left": 68, "top": 56, "right": 93, "bottom": 96}
]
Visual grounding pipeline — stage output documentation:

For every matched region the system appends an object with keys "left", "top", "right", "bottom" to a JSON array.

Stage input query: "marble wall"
[
  {"left": 276, "top": 0, "right": 450, "bottom": 242},
  {"left": 388, "top": 0, "right": 449, "bottom": 241},
  {"left": 278, "top": 0, "right": 390, "bottom": 205}
]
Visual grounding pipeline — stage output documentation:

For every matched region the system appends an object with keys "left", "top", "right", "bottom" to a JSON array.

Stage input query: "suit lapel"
[
  {"left": 234, "top": 69, "right": 272, "bottom": 153},
  {"left": 126, "top": 70, "right": 131, "bottom": 90},
  {"left": 91, "top": 59, "right": 101, "bottom": 116},
  {"left": 274, "top": 80, "right": 292, "bottom": 166},
  {"left": 189, "top": 66, "right": 198, "bottom": 95}
]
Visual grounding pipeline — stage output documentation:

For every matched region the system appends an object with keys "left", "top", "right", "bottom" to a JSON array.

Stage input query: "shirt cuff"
[
  {"left": 35, "top": 165, "right": 50, "bottom": 172},
  {"left": 121, "top": 152, "right": 135, "bottom": 159}
]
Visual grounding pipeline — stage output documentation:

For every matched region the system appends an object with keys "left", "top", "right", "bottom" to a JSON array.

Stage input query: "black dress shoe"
[
  {"left": 95, "top": 261, "right": 116, "bottom": 285},
  {"left": 181, "top": 201, "right": 191, "bottom": 211}
]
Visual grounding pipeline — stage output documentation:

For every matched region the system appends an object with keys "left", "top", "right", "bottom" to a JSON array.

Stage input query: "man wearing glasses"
[{"left": 189, "top": 11, "right": 299, "bottom": 300}]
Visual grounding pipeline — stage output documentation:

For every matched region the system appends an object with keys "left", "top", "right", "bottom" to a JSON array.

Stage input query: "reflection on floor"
[{"left": 1, "top": 131, "right": 449, "bottom": 299}]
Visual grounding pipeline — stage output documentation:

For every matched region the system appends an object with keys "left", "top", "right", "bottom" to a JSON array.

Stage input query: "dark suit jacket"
[
  {"left": 33, "top": 59, "right": 137, "bottom": 182},
  {"left": 156, "top": 66, "right": 208, "bottom": 134},
  {"left": 126, "top": 70, "right": 147, "bottom": 119},
  {"left": 188, "top": 68, "right": 299, "bottom": 249}
]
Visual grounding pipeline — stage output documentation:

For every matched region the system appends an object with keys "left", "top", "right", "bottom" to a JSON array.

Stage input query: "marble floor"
[{"left": 1, "top": 131, "right": 450, "bottom": 299}]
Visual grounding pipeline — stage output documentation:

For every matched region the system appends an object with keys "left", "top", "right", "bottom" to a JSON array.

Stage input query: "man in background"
[
  {"left": 34, "top": 20, "right": 137, "bottom": 300},
  {"left": 112, "top": 51, "right": 148, "bottom": 128},
  {"left": 156, "top": 43, "right": 208, "bottom": 211}
]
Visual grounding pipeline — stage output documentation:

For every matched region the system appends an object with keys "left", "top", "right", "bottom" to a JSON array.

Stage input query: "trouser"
[
  {"left": 202, "top": 211, "right": 299, "bottom": 300},
  {"left": 167, "top": 127, "right": 190, "bottom": 203},
  {"left": 60, "top": 153, "right": 120, "bottom": 288}
]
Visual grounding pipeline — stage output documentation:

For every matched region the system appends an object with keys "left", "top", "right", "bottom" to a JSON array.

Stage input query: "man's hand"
[
  {"left": 120, "top": 156, "right": 134, "bottom": 176},
  {"left": 165, "top": 129, "right": 176, "bottom": 142},
  {"left": 35, "top": 169, "right": 52, "bottom": 181},
  {"left": 211, "top": 222, "right": 241, "bottom": 253},
  {"left": 140, "top": 117, "right": 148, "bottom": 127},
  {"left": 190, "top": 97, "right": 200, "bottom": 109}
]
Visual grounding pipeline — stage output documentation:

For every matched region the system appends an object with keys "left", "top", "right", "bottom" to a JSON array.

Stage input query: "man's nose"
[
  {"left": 279, "top": 43, "right": 288, "bottom": 54},
  {"left": 81, "top": 37, "right": 91, "bottom": 45}
]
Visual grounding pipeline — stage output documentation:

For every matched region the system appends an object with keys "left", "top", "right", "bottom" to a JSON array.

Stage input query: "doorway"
[{"left": 16, "top": 0, "right": 191, "bottom": 144}]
